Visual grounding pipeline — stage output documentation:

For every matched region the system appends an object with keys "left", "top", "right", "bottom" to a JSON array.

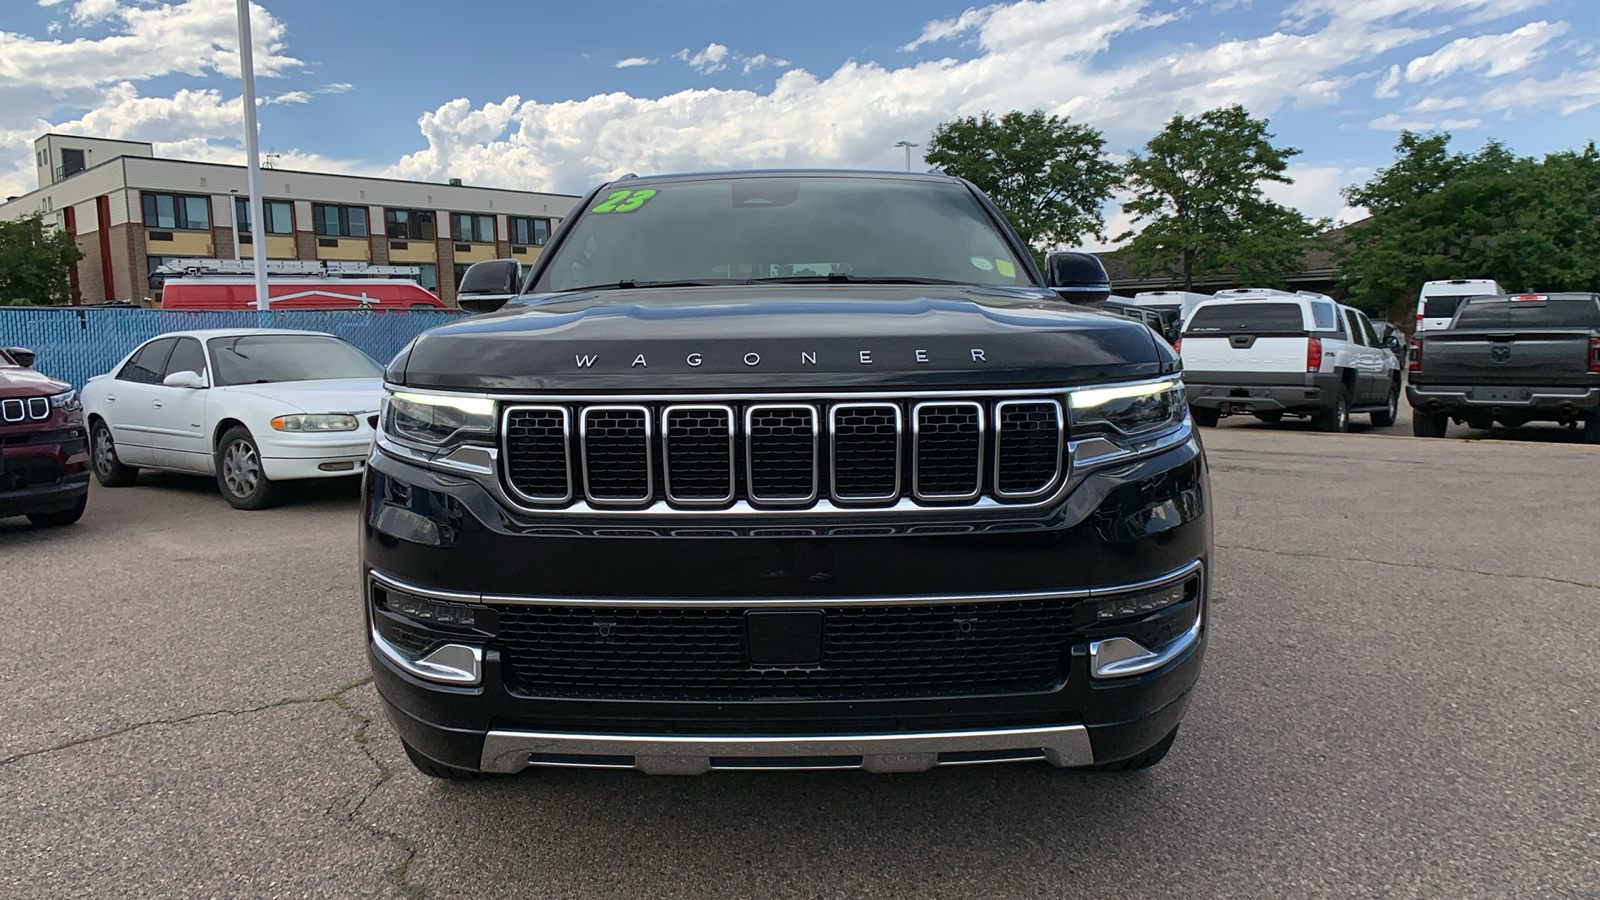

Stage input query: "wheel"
[
  {"left": 27, "top": 494, "right": 87, "bottom": 527},
  {"left": 1191, "top": 407, "right": 1221, "bottom": 427},
  {"left": 1371, "top": 381, "right": 1400, "bottom": 427},
  {"left": 1584, "top": 416, "right": 1600, "bottom": 445},
  {"left": 1314, "top": 389, "right": 1350, "bottom": 433},
  {"left": 402, "top": 739, "right": 496, "bottom": 780},
  {"left": 1091, "top": 726, "right": 1179, "bottom": 772},
  {"left": 90, "top": 420, "right": 139, "bottom": 487},
  {"left": 215, "top": 426, "right": 282, "bottom": 510},
  {"left": 1412, "top": 410, "right": 1448, "bottom": 438},
  {"left": 1253, "top": 411, "right": 1284, "bottom": 424}
]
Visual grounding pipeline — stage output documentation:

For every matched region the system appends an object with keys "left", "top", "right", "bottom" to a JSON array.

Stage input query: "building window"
[
  {"left": 312, "top": 203, "right": 368, "bottom": 238},
  {"left": 234, "top": 198, "right": 294, "bottom": 235},
  {"left": 453, "top": 262, "right": 472, "bottom": 290},
  {"left": 142, "top": 192, "right": 211, "bottom": 231},
  {"left": 508, "top": 216, "right": 550, "bottom": 246},
  {"left": 451, "top": 213, "right": 495, "bottom": 244},
  {"left": 385, "top": 209, "right": 435, "bottom": 241},
  {"left": 408, "top": 263, "right": 439, "bottom": 293}
]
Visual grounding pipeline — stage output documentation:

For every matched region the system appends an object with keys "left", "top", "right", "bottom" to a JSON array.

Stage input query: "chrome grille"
[
  {"left": 830, "top": 404, "right": 901, "bottom": 502},
  {"left": 662, "top": 405, "right": 734, "bottom": 505},
  {"left": 3, "top": 397, "right": 51, "bottom": 423},
  {"left": 994, "top": 401, "right": 1063, "bottom": 498},
  {"left": 912, "top": 402, "right": 983, "bottom": 501},
  {"left": 499, "top": 395, "right": 1066, "bottom": 512},
  {"left": 745, "top": 405, "right": 818, "bottom": 505},
  {"left": 580, "top": 406, "right": 652, "bottom": 505}
]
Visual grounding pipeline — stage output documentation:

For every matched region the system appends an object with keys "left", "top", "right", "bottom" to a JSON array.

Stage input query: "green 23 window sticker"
[{"left": 591, "top": 189, "right": 658, "bottom": 214}]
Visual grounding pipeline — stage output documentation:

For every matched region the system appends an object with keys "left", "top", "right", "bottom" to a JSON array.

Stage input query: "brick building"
[{"left": 1, "top": 134, "right": 579, "bottom": 306}]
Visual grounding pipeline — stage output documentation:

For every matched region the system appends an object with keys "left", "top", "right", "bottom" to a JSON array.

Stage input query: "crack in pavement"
[
  {"left": 0, "top": 675, "right": 430, "bottom": 899},
  {"left": 1217, "top": 544, "right": 1600, "bottom": 592}
]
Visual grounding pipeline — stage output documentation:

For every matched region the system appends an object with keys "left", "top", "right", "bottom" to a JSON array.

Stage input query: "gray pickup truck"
[{"left": 1407, "top": 292, "right": 1600, "bottom": 442}]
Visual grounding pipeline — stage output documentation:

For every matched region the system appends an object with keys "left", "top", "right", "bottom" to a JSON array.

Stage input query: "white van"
[{"left": 1415, "top": 280, "right": 1504, "bottom": 333}]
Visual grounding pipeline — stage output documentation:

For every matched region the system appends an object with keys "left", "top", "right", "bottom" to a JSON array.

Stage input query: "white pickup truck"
[{"left": 1179, "top": 290, "right": 1401, "bottom": 432}]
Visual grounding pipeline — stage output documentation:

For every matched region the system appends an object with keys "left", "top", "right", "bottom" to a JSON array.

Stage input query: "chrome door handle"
[
  {"left": 152, "top": 400, "right": 163, "bottom": 409},
  {"left": 106, "top": 395, "right": 115, "bottom": 402}
]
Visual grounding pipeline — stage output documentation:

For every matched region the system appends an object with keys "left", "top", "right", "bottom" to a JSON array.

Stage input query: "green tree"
[
  {"left": 1340, "top": 131, "right": 1600, "bottom": 312},
  {"left": 0, "top": 212, "right": 82, "bottom": 305},
  {"left": 925, "top": 110, "right": 1120, "bottom": 264},
  {"left": 1118, "top": 105, "right": 1324, "bottom": 291}
]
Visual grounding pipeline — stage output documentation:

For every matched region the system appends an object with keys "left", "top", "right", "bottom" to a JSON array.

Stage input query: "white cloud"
[
  {"left": 1403, "top": 20, "right": 1567, "bottom": 82},
  {"left": 614, "top": 56, "right": 658, "bottom": 69},
  {"left": 741, "top": 54, "right": 790, "bottom": 75},
  {"left": 1374, "top": 64, "right": 1402, "bottom": 97},
  {"left": 676, "top": 43, "right": 731, "bottom": 74}
]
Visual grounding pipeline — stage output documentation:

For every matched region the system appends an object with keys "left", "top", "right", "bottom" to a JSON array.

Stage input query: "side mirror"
[
  {"left": 162, "top": 370, "right": 206, "bottom": 389},
  {"left": 457, "top": 259, "right": 522, "bottom": 313},
  {"left": 1043, "top": 251, "right": 1110, "bottom": 305},
  {"left": 5, "top": 347, "right": 36, "bottom": 368}
]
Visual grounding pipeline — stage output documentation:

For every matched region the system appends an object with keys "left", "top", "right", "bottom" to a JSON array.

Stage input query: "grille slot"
[
  {"left": 580, "top": 406, "right": 652, "bottom": 505},
  {"left": 503, "top": 406, "right": 572, "bottom": 503},
  {"left": 829, "top": 404, "right": 901, "bottom": 502},
  {"left": 662, "top": 405, "right": 734, "bottom": 505},
  {"left": 495, "top": 600, "right": 1076, "bottom": 701},
  {"left": 912, "top": 402, "right": 983, "bottom": 501},
  {"left": 995, "top": 400, "right": 1063, "bottom": 498},
  {"left": 746, "top": 405, "right": 818, "bottom": 506}
]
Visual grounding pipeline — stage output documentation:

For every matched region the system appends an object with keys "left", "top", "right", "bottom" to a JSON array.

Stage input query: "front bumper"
[
  {"left": 1186, "top": 372, "right": 1342, "bottom": 414},
  {"left": 0, "top": 422, "right": 90, "bottom": 519},
  {"left": 1407, "top": 384, "right": 1600, "bottom": 418},
  {"left": 362, "top": 434, "right": 1211, "bottom": 774},
  {"left": 259, "top": 433, "right": 374, "bottom": 481}
]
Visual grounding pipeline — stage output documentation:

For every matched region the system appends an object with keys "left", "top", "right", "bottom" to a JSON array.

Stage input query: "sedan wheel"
[
  {"left": 90, "top": 421, "right": 139, "bottom": 487},
  {"left": 215, "top": 426, "right": 282, "bottom": 510}
]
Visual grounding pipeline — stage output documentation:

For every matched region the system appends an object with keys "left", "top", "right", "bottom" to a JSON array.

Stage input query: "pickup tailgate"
[
  {"left": 1181, "top": 301, "right": 1307, "bottom": 378},
  {"left": 1416, "top": 329, "right": 1595, "bottom": 385}
]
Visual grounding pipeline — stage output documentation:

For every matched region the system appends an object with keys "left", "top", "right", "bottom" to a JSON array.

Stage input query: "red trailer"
[{"left": 160, "top": 276, "right": 447, "bottom": 311}]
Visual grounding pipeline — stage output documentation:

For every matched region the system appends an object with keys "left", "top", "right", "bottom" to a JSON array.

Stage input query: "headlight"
[
  {"left": 271, "top": 414, "right": 360, "bottom": 432},
  {"left": 49, "top": 390, "right": 81, "bottom": 411},
  {"left": 1068, "top": 378, "right": 1185, "bottom": 440},
  {"left": 381, "top": 390, "right": 495, "bottom": 448}
]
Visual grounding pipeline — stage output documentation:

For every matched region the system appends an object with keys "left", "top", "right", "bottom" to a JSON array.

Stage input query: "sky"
[{"left": 3, "top": 0, "right": 1598, "bottom": 246}]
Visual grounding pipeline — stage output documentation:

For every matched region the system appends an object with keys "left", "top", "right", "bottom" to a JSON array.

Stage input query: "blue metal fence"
[{"left": 0, "top": 308, "right": 463, "bottom": 389}]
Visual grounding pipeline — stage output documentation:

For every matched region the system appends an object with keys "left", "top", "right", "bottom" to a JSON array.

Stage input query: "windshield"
[
  {"left": 1453, "top": 296, "right": 1600, "bottom": 329},
  {"left": 208, "top": 335, "right": 382, "bottom": 386},
  {"left": 1185, "top": 303, "right": 1306, "bottom": 334},
  {"left": 534, "top": 176, "right": 1031, "bottom": 293}
]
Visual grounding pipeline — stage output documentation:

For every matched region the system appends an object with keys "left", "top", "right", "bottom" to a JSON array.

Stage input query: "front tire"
[
  {"left": 90, "top": 421, "right": 139, "bottom": 487},
  {"left": 1253, "top": 411, "right": 1284, "bottom": 424},
  {"left": 1091, "top": 726, "right": 1179, "bottom": 772},
  {"left": 27, "top": 494, "right": 87, "bottom": 528},
  {"left": 1191, "top": 407, "right": 1221, "bottom": 428},
  {"left": 215, "top": 426, "right": 282, "bottom": 510},
  {"left": 1315, "top": 390, "right": 1350, "bottom": 433},
  {"left": 1412, "top": 410, "right": 1449, "bottom": 438},
  {"left": 1371, "top": 381, "right": 1399, "bottom": 427},
  {"left": 1584, "top": 416, "right": 1600, "bottom": 445}
]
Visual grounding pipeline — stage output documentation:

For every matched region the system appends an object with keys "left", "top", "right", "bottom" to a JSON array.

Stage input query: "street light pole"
[
  {"left": 236, "top": 0, "right": 270, "bottom": 311},
  {"left": 228, "top": 189, "right": 241, "bottom": 261},
  {"left": 894, "top": 140, "right": 920, "bottom": 172}
]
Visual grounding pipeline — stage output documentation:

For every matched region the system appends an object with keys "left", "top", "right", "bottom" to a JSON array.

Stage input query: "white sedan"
[{"left": 81, "top": 328, "right": 384, "bottom": 509}]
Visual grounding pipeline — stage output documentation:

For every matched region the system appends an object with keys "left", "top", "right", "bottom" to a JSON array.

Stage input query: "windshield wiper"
[
  {"left": 567, "top": 279, "right": 736, "bottom": 291},
  {"left": 749, "top": 274, "right": 966, "bottom": 285}
]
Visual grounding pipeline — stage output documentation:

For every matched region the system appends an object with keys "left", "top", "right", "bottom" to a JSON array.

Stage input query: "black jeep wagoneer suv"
[{"left": 363, "top": 170, "right": 1210, "bottom": 779}]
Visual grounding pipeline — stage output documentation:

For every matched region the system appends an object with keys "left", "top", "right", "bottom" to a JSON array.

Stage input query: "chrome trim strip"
[
  {"left": 479, "top": 723, "right": 1096, "bottom": 774},
  {"left": 744, "top": 404, "right": 820, "bottom": 507},
  {"left": 369, "top": 622, "right": 483, "bottom": 685},
  {"left": 1089, "top": 611, "right": 1204, "bottom": 679},
  {"left": 28, "top": 397, "right": 50, "bottom": 420},
  {"left": 661, "top": 404, "right": 736, "bottom": 506},
  {"left": 386, "top": 382, "right": 1157, "bottom": 404},
  {"left": 368, "top": 559, "right": 1203, "bottom": 609},
  {"left": 829, "top": 402, "right": 902, "bottom": 503},
  {"left": 500, "top": 405, "right": 574, "bottom": 505},
  {"left": 993, "top": 399, "right": 1064, "bottom": 499},
  {"left": 579, "top": 405, "right": 653, "bottom": 506},
  {"left": 911, "top": 400, "right": 985, "bottom": 502}
]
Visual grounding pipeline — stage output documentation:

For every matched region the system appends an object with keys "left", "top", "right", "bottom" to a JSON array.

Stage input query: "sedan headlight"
[
  {"left": 272, "top": 414, "right": 360, "bottom": 432},
  {"left": 49, "top": 390, "right": 81, "bottom": 411},
  {"left": 382, "top": 390, "right": 496, "bottom": 449},
  {"left": 1067, "top": 378, "right": 1186, "bottom": 441}
]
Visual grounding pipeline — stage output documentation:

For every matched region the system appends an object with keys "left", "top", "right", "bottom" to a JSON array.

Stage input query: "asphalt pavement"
[{"left": 2, "top": 418, "right": 1597, "bottom": 898}]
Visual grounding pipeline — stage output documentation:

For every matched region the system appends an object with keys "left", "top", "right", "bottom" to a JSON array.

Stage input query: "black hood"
[{"left": 392, "top": 285, "right": 1173, "bottom": 392}]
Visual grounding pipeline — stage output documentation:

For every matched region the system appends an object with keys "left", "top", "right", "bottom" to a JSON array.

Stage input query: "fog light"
[
  {"left": 1089, "top": 580, "right": 1190, "bottom": 624},
  {"left": 377, "top": 587, "right": 497, "bottom": 634}
]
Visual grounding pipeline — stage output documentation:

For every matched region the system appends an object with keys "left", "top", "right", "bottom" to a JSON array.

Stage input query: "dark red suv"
[{"left": 1, "top": 347, "right": 90, "bottom": 527}]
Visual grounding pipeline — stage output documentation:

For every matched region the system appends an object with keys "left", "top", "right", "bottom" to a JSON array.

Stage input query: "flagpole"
[{"left": 236, "top": 0, "right": 270, "bottom": 310}]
